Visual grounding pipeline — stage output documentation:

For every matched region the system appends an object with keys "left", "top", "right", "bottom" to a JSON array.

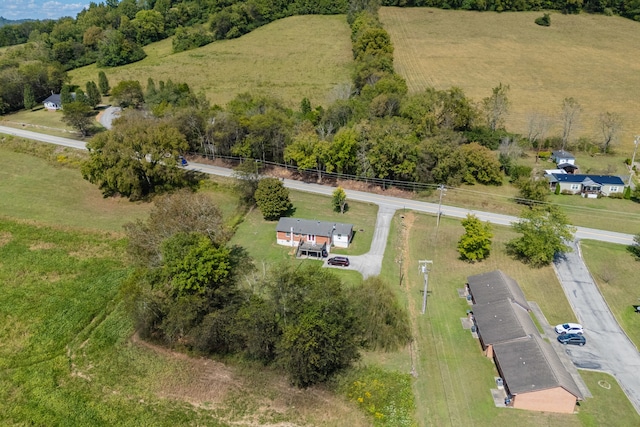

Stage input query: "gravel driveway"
[{"left": 553, "top": 240, "right": 640, "bottom": 414}]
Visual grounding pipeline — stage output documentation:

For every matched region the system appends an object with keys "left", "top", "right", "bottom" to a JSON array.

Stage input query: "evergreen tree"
[
  {"left": 60, "top": 84, "right": 74, "bottom": 106},
  {"left": 23, "top": 85, "right": 36, "bottom": 110},
  {"left": 74, "top": 88, "right": 89, "bottom": 105},
  {"left": 254, "top": 177, "right": 292, "bottom": 220},
  {"left": 85, "top": 81, "right": 102, "bottom": 108},
  {"left": 98, "top": 70, "right": 110, "bottom": 96}
]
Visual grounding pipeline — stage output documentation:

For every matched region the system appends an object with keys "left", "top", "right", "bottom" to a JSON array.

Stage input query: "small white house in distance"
[
  {"left": 43, "top": 94, "right": 62, "bottom": 110},
  {"left": 276, "top": 218, "right": 353, "bottom": 249},
  {"left": 551, "top": 150, "right": 576, "bottom": 165}
]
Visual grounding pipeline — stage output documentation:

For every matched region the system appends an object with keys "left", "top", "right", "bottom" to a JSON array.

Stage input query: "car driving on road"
[
  {"left": 555, "top": 323, "right": 583, "bottom": 335},
  {"left": 327, "top": 256, "right": 349, "bottom": 267},
  {"left": 557, "top": 333, "right": 586, "bottom": 346}
]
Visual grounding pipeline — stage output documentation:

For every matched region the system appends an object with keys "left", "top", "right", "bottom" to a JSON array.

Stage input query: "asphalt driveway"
[
  {"left": 326, "top": 204, "right": 397, "bottom": 278},
  {"left": 553, "top": 240, "right": 640, "bottom": 414}
]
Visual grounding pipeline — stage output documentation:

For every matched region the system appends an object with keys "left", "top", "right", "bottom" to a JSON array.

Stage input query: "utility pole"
[
  {"left": 418, "top": 260, "right": 433, "bottom": 314},
  {"left": 628, "top": 136, "right": 640, "bottom": 187},
  {"left": 436, "top": 184, "right": 446, "bottom": 228}
]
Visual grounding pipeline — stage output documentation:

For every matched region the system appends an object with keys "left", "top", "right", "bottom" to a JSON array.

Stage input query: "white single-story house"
[
  {"left": 276, "top": 218, "right": 353, "bottom": 251},
  {"left": 551, "top": 150, "right": 576, "bottom": 165},
  {"left": 43, "top": 94, "right": 63, "bottom": 110},
  {"left": 546, "top": 173, "right": 625, "bottom": 197}
]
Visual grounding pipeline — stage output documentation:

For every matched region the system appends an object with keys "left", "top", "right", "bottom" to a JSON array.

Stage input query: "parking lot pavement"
[
  {"left": 553, "top": 240, "right": 640, "bottom": 415},
  {"left": 528, "top": 301, "right": 592, "bottom": 399}
]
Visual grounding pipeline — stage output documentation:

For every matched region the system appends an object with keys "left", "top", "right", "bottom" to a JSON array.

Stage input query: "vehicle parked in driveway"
[
  {"left": 557, "top": 333, "right": 586, "bottom": 346},
  {"left": 327, "top": 256, "right": 349, "bottom": 267},
  {"left": 555, "top": 323, "right": 584, "bottom": 335}
]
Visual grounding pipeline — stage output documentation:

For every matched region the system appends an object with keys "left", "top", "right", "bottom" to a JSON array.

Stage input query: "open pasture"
[
  {"left": 381, "top": 7, "right": 640, "bottom": 152},
  {"left": 70, "top": 15, "right": 353, "bottom": 109}
]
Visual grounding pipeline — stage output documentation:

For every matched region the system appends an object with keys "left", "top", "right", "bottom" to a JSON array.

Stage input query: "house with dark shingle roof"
[
  {"left": 276, "top": 218, "right": 353, "bottom": 257},
  {"left": 547, "top": 173, "right": 625, "bottom": 197},
  {"left": 493, "top": 335, "right": 583, "bottom": 413},
  {"left": 466, "top": 270, "right": 583, "bottom": 414},
  {"left": 43, "top": 93, "right": 62, "bottom": 110}
]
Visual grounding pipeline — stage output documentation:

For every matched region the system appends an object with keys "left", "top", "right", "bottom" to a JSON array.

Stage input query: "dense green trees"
[
  {"left": 507, "top": 205, "right": 576, "bottom": 267},
  {"left": 111, "top": 80, "right": 145, "bottom": 108},
  {"left": 254, "top": 177, "right": 293, "bottom": 220},
  {"left": 81, "top": 111, "right": 197, "bottom": 200}
]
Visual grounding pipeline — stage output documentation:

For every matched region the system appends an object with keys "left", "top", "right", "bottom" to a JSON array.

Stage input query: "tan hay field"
[
  {"left": 70, "top": 15, "right": 353, "bottom": 109},
  {"left": 381, "top": 7, "right": 640, "bottom": 152}
]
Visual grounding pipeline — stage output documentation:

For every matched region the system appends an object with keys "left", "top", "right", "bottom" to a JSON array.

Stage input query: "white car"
[{"left": 555, "top": 323, "right": 584, "bottom": 335}]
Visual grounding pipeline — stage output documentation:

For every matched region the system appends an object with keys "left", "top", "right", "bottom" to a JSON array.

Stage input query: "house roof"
[
  {"left": 467, "top": 270, "right": 529, "bottom": 310},
  {"left": 551, "top": 150, "right": 575, "bottom": 159},
  {"left": 551, "top": 174, "right": 625, "bottom": 185},
  {"left": 276, "top": 218, "right": 353, "bottom": 237},
  {"left": 43, "top": 94, "right": 61, "bottom": 104},
  {"left": 557, "top": 162, "right": 578, "bottom": 170},
  {"left": 493, "top": 335, "right": 582, "bottom": 399},
  {"left": 473, "top": 298, "right": 538, "bottom": 346}
]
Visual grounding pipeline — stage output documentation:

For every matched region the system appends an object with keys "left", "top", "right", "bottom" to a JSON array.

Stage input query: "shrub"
[
  {"left": 535, "top": 13, "right": 551, "bottom": 26},
  {"left": 608, "top": 192, "right": 624, "bottom": 199},
  {"left": 538, "top": 151, "right": 551, "bottom": 160}
]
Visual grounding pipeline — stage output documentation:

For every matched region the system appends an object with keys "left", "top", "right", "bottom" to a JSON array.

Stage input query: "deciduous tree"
[
  {"left": 111, "top": 79, "right": 144, "bottom": 108},
  {"left": 81, "top": 113, "right": 195, "bottom": 200},
  {"left": 332, "top": 186, "right": 347, "bottom": 213},
  {"left": 457, "top": 214, "right": 493, "bottom": 262},
  {"left": 599, "top": 111, "right": 622, "bottom": 153},
  {"left": 61, "top": 101, "right": 93, "bottom": 136},
  {"left": 561, "top": 97, "right": 581, "bottom": 150},
  {"left": 482, "top": 83, "right": 510, "bottom": 131},
  {"left": 507, "top": 205, "right": 576, "bottom": 267}
]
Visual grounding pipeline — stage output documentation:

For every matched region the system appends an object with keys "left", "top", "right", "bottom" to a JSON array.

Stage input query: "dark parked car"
[
  {"left": 327, "top": 256, "right": 350, "bottom": 267},
  {"left": 557, "top": 333, "right": 586, "bottom": 346}
]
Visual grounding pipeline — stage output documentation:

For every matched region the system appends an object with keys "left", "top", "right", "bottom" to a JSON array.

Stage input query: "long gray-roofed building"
[{"left": 466, "top": 270, "right": 583, "bottom": 414}]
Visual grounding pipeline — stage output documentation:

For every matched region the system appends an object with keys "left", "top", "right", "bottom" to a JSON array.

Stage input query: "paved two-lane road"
[{"left": 1, "top": 125, "right": 634, "bottom": 245}]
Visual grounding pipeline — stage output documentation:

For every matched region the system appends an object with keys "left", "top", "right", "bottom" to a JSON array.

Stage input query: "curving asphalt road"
[{"left": 98, "top": 106, "right": 121, "bottom": 130}]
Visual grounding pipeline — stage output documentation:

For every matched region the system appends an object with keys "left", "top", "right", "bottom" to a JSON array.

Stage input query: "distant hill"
[{"left": 0, "top": 16, "right": 33, "bottom": 27}]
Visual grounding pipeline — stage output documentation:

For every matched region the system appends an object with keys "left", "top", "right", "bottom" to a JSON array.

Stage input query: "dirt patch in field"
[
  {"left": 29, "top": 241, "right": 56, "bottom": 250},
  {"left": 0, "top": 231, "right": 11, "bottom": 247},
  {"left": 130, "top": 333, "right": 370, "bottom": 426}
]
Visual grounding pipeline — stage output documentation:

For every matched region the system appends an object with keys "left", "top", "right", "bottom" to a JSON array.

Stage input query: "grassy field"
[
  {"left": 381, "top": 7, "right": 640, "bottom": 154},
  {"left": 0, "top": 107, "right": 80, "bottom": 137},
  {"left": 0, "top": 218, "right": 372, "bottom": 426},
  {"left": 69, "top": 15, "right": 353, "bottom": 109},
  {"left": 580, "top": 240, "right": 640, "bottom": 349}
]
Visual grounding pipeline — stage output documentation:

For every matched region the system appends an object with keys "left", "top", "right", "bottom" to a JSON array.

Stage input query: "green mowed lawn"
[
  {"left": 70, "top": 15, "right": 353, "bottom": 110},
  {"left": 230, "top": 189, "right": 378, "bottom": 278},
  {"left": 381, "top": 7, "right": 640, "bottom": 153},
  {"left": 580, "top": 240, "right": 640, "bottom": 349}
]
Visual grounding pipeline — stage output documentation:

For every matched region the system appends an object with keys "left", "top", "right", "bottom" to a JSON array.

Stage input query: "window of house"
[
  {"left": 610, "top": 186, "right": 619, "bottom": 193},
  {"left": 337, "top": 234, "right": 342, "bottom": 238},
  {"left": 285, "top": 232, "right": 291, "bottom": 237},
  {"left": 570, "top": 184, "right": 580, "bottom": 190}
]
